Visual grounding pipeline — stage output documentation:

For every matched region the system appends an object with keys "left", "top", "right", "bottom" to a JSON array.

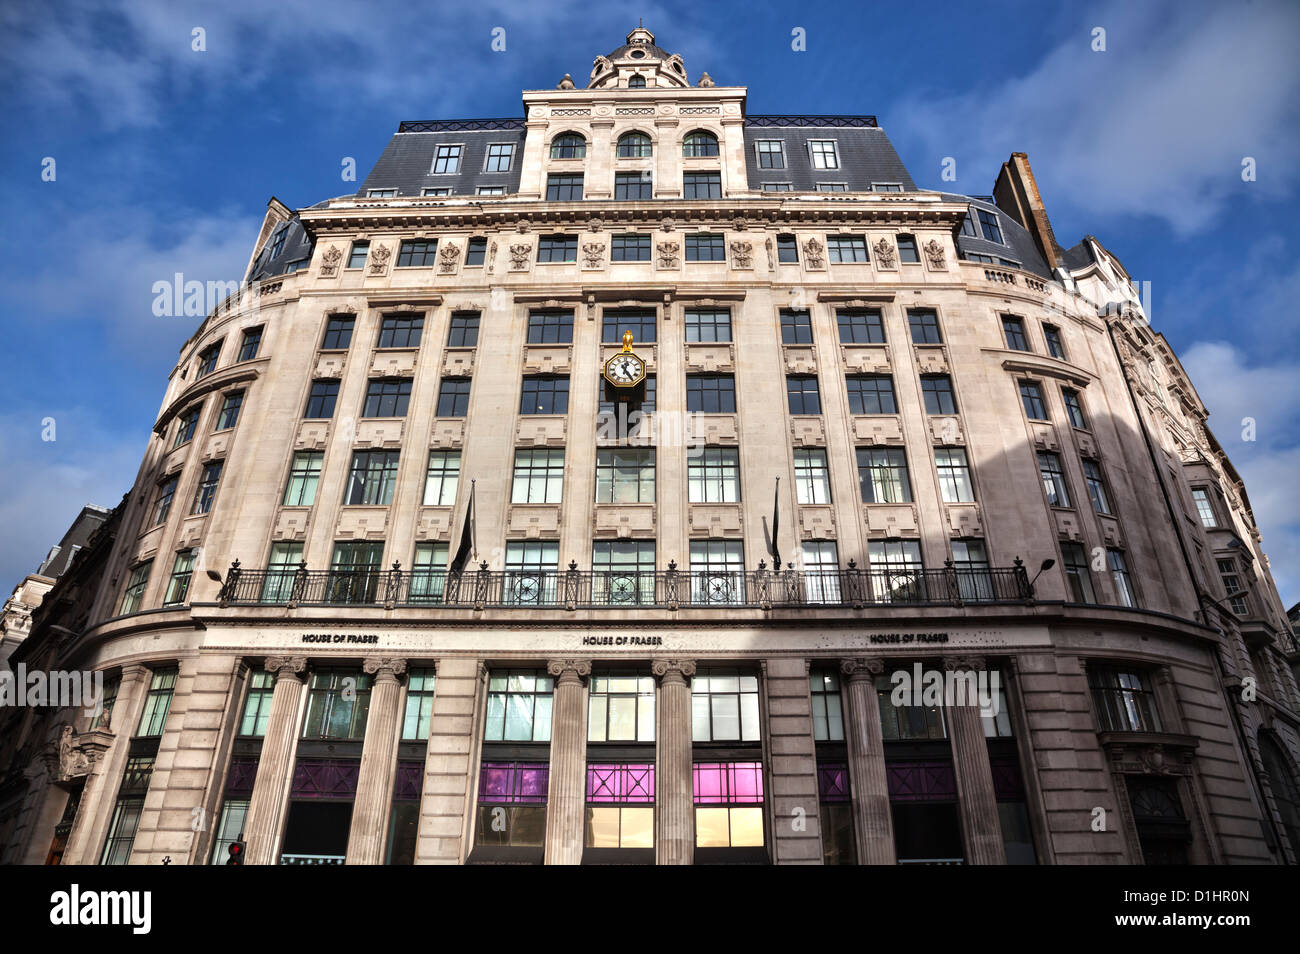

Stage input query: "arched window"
[
  {"left": 617, "top": 132, "right": 653, "bottom": 158},
  {"left": 628, "top": 74, "right": 646, "bottom": 88},
  {"left": 683, "top": 130, "right": 719, "bottom": 158},
  {"left": 550, "top": 133, "right": 587, "bottom": 159},
  {"left": 1260, "top": 732, "right": 1300, "bottom": 860}
]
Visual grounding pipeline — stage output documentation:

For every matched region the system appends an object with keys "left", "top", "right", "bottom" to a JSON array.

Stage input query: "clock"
[{"left": 603, "top": 331, "right": 647, "bottom": 388}]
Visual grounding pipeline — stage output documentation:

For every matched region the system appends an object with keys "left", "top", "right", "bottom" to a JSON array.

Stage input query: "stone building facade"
[{"left": 2, "top": 27, "right": 1299, "bottom": 866}]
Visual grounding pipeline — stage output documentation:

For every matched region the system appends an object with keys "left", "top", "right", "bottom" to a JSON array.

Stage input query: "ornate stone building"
[{"left": 3, "top": 27, "right": 1298, "bottom": 866}]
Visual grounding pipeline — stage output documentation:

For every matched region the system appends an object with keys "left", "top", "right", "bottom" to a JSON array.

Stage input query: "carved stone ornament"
[
  {"left": 547, "top": 658, "right": 593, "bottom": 679},
  {"left": 557, "top": 73, "right": 575, "bottom": 90},
  {"left": 942, "top": 655, "right": 987, "bottom": 673},
  {"left": 368, "top": 243, "right": 392, "bottom": 274},
  {"left": 698, "top": 72, "right": 715, "bottom": 87},
  {"left": 802, "top": 236, "right": 826, "bottom": 269},
  {"left": 923, "top": 238, "right": 947, "bottom": 269},
  {"left": 656, "top": 240, "right": 680, "bottom": 268},
  {"left": 363, "top": 656, "right": 407, "bottom": 682},
  {"left": 660, "top": 217, "right": 676, "bottom": 232},
  {"left": 765, "top": 237, "right": 775, "bottom": 270},
  {"left": 438, "top": 244, "right": 461, "bottom": 274},
  {"left": 54, "top": 725, "right": 91, "bottom": 780},
  {"left": 516, "top": 218, "right": 531, "bottom": 234},
  {"left": 582, "top": 241, "right": 606, "bottom": 268},
  {"left": 873, "top": 238, "right": 897, "bottom": 269},
  {"left": 265, "top": 655, "right": 308, "bottom": 679},
  {"left": 509, "top": 243, "right": 532, "bottom": 270},
  {"left": 590, "top": 55, "right": 612, "bottom": 81},
  {"left": 587, "top": 216, "right": 603, "bottom": 232},
  {"left": 840, "top": 657, "right": 885, "bottom": 680},
  {"left": 319, "top": 244, "right": 344, "bottom": 277},
  {"left": 652, "top": 658, "right": 697, "bottom": 679},
  {"left": 487, "top": 240, "right": 498, "bottom": 272},
  {"left": 729, "top": 240, "right": 753, "bottom": 269}
]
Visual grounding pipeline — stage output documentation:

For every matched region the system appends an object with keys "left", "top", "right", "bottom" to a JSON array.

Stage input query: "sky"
[{"left": 1, "top": 0, "right": 1298, "bottom": 605}]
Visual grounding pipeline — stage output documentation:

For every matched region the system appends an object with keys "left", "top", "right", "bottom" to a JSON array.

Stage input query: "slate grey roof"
[
  {"left": 1059, "top": 239, "right": 1096, "bottom": 271},
  {"left": 248, "top": 216, "right": 313, "bottom": 283},
  {"left": 742, "top": 120, "right": 915, "bottom": 192},
  {"left": 356, "top": 124, "right": 528, "bottom": 199},
  {"left": 942, "top": 194, "right": 1052, "bottom": 279}
]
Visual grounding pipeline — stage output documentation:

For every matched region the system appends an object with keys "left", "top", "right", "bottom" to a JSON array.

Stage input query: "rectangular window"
[
  {"left": 546, "top": 174, "right": 584, "bottom": 201},
  {"left": 960, "top": 213, "right": 979, "bottom": 237},
  {"left": 484, "top": 142, "right": 514, "bottom": 172},
  {"left": 520, "top": 375, "right": 570, "bottom": 415},
  {"left": 303, "top": 671, "right": 372, "bottom": 740},
  {"left": 936, "top": 447, "right": 975, "bottom": 503},
  {"left": 423, "top": 450, "right": 460, "bottom": 506},
  {"left": 362, "top": 378, "right": 412, "bottom": 417},
  {"left": 464, "top": 237, "right": 487, "bottom": 267},
  {"left": 780, "top": 309, "right": 812, "bottom": 343},
  {"left": 345, "top": 450, "right": 400, "bottom": 506},
  {"left": 688, "top": 447, "right": 740, "bottom": 503},
  {"left": 321, "top": 316, "right": 354, "bottom": 349},
  {"left": 100, "top": 757, "right": 153, "bottom": 864},
  {"left": 214, "top": 391, "right": 243, "bottom": 430},
  {"left": 921, "top": 375, "right": 957, "bottom": 414},
  {"left": 786, "top": 374, "right": 822, "bottom": 415},
  {"left": 447, "top": 311, "right": 479, "bottom": 347},
  {"left": 684, "top": 308, "right": 731, "bottom": 342},
  {"left": 846, "top": 374, "right": 897, "bottom": 414},
  {"left": 1019, "top": 380, "right": 1048, "bottom": 420},
  {"left": 686, "top": 373, "right": 736, "bottom": 412},
  {"left": 692, "top": 671, "right": 761, "bottom": 742},
  {"left": 977, "top": 208, "right": 1003, "bottom": 244},
  {"left": 528, "top": 309, "right": 575, "bottom": 344},
  {"left": 602, "top": 309, "right": 656, "bottom": 344},
  {"left": 1192, "top": 489, "right": 1217, "bottom": 527},
  {"left": 811, "top": 671, "right": 845, "bottom": 741},
  {"left": 817, "top": 183, "right": 847, "bottom": 193},
  {"left": 857, "top": 447, "right": 912, "bottom": 503},
  {"left": 595, "top": 449, "right": 655, "bottom": 503},
  {"left": 874, "top": 183, "right": 903, "bottom": 192},
  {"left": 611, "top": 233, "right": 651, "bottom": 261},
  {"left": 694, "top": 762, "right": 765, "bottom": 848},
  {"left": 794, "top": 448, "right": 832, "bottom": 504},
  {"left": 809, "top": 140, "right": 839, "bottom": 169},
  {"left": 1217, "top": 559, "right": 1248, "bottom": 616},
  {"left": 685, "top": 233, "right": 725, "bottom": 261},
  {"left": 1061, "top": 543, "right": 1096, "bottom": 603},
  {"left": 585, "top": 763, "right": 655, "bottom": 850},
  {"left": 163, "top": 550, "right": 196, "bottom": 606},
  {"left": 761, "top": 182, "right": 792, "bottom": 192},
  {"left": 305, "top": 380, "right": 340, "bottom": 418},
  {"left": 138, "top": 669, "right": 178, "bottom": 737},
  {"left": 377, "top": 315, "right": 423, "bottom": 348},
  {"left": 689, "top": 542, "right": 746, "bottom": 605},
  {"left": 475, "top": 761, "right": 549, "bottom": 849},
  {"left": 152, "top": 476, "right": 178, "bottom": 526},
  {"left": 868, "top": 539, "right": 924, "bottom": 602},
  {"left": 827, "top": 235, "right": 868, "bottom": 263},
  {"left": 1044, "top": 324, "right": 1065, "bottom": 359},
  {"left": 682, "top": 172, "right": 722, "bottom": 200},
  {"left": 410, "top": 543, "right": 448, "bottom": 604},
  {"left": 511, "top": 448, "right": 564, "bottom": 504},
  {"left": 172, "top": 408, "right": 200, "bottom": 448},
  {"left": 436, "top": 378, "right": 471, "bottom": 416},
  {"left": 329, "top": 541, "right": 384, "bottom": 605},
  {"left": 588, "top": 675, "right": 656, "bottom": 742},
  {"left": 756, "top": 140, "right": 786, "bottom": 169},
  {"left": 261, "top": 542, "right": 302, "bottom": 603},
  {"left": 396, "top": 240, "right": 437, "bottom": 268},
  {"left": 269, "top": 227, "right": 289, "bottom": 257},
  {"left": 191, "top": 461, "right": 223, "bottom": 514},
  {"left": 283, "top": 451, "right": 323, "bottom": 506},
  {"left": 1082, "top": 460, "right": 1113, "bottom": 514},
  {"left": 1089, "top": 667, "right": 1161, "bottom": 733},
  {"left": 431, "top": 143, "right": 462, "bottom": 174},
  {"left": 537, "top": 234, "right": 578, "bottom": 263},
  {"left": 1109, "top": 549, "right": 1136, "bottom": 607},
  {"left": 196, "top": 342, "right": 221, "bottom": 378},
  {"left": 614, "top": 173, "right": 653, "bottom": 200},
  {"left": 402, "top": 669, "right": 437, "bottom": 740},
  {"left": 1062, "top": 388, "right": 1087, "bottom": 429},
  {"left": 837, "top": 309, "right": 885, "bottom": 344},
  {"left": 908, "top": 309, "right": 942, "bottom": 343},
  {"left": 777, "top": 234, "right": 798, "bottom": 263},
  {"left": 897, "top": 235, "right": 920, "bottom": 263},
  {"left": 485, "top": 670, "right": 555, "bottom": 741},
  {"left": 347, "top": 242, "right": 369, "bottom": 270},
  {"left": 421, "top": 187, "right": 450, "bottom": 197},
  {"left": 119, "top": 561, "right": 152, "bottom": 615},
  {"left": 237, "top": 327, "right": 263, "bottom": 361},
  {"left": 591, "top": 543, "right": 656, "bottom": 606},
  {"left": 1038, "top": 452, "right": 1070, "bottom": 508},
  {"left": 239, "top": 670, "right": 275, "bottom": 737},
  {"left": 953, "top": 538, "right": 993, "bottom": 602},
  {"left": 1002, "top": 316, "right": 1030, "bottom": 351},
  {"left": 476, "top": 186, "right": 505, "bottom": 196}
]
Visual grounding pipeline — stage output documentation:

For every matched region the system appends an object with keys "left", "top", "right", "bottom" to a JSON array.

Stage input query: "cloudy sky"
[{"left": 1, "top": 0, "right": 1298, "bottom": 604}]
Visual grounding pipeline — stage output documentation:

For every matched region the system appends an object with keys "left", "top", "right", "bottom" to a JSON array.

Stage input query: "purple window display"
[
  {"left": 886, "top": 761, "right": 957, "bottom": 801},
  {"left": 393, "top": 760, "right": 425, "bottom": 801},
  {"left": 225, "top": 758, "right": 258, "bottom": 797},
  {"left": 478, "top": 761, "right": 549, "bottom": 803},
  {"left": 586, "top": 763, "right": 655, "bottom": 803},
  {"left": 991, "top": 758, "right": 1026, "bottom": 801},
  {"left": 692, "top": 761, "right": 764, "bottom": 804},
  {"left": 816, "top": 762, "right": 852, "bottom": 803},
  {"left": 291, "top": 758, "right": 360, "bottom": 798}
]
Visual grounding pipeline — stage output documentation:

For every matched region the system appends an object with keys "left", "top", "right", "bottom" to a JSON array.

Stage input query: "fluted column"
[
  {"left": 653, "top": 658, "right": 696, "bottom": 865},
  {"left": 944, "top": 656, "right": 1006, "bottom": 865},
  {"left": 346, "top": 656, "right": 406, "bottom": 864},
  {"left": 242, "top": 655, "right": 307, "bottom": 866},
  {"left": 543, "top": 658, "right": 591, "bottom": 864},
  {"left": 841, "top": 657, "right": 895, "bottom": 864}
]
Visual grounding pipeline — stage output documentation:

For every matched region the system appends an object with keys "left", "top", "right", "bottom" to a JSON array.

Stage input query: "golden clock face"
[{"left": 603, "top": 350, "right": 646, "bottom": 387}]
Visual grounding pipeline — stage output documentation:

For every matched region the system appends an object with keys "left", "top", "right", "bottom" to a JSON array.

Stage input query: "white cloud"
[{"left": 894, "top": 0, "right": 1300, "bottom": 235}]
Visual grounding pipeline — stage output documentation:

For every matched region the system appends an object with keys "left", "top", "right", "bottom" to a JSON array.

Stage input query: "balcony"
[{"left": 216, "top": 559, "right": 1033, "bottom": 610}]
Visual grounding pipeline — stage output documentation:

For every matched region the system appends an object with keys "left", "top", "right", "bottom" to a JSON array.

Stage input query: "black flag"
[
  {"left": 449, "top": 481, "right": 476, "bottom": 575},
  {"left": 767, "top": 477, "right": 781, "bottom": 569}
]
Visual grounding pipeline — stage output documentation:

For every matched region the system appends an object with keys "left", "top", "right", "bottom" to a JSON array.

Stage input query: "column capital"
[
  {"left": 364, "top": 656, "right": 407, "bottom": 684},
  {"left": 840, "top": 657, "right": 885, "bottom": 681},
  {"left": 652, "top": 658, "right": 696, "bottom": 683},
  {"left": 119, "top": 662, "right": 151, "bottom": 681},
  {"left": 264, "top": 655, "right": 308, "bottom": 681},
  {"left": 547, "top": 658, "right": 592, "bottom": 683},
  {"left": 943, "top": 655, "right": 987, "bottom": 674}
]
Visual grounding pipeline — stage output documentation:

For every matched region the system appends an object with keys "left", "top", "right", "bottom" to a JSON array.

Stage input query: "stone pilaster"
[
  {"left": 943, "top": 656, "right": 1005, "bottom": 865},
  {"left": 242, "top": 655, "right": 307, "bottom": 866},
  {"left": 765, "top": 657, "right": 823, "bottom": 864},
  {"left": 414, "top": 658, "right": 480, "bottom": 864},
  {"left": 543, "top": 658, "right": 591, "bottom": 865},
  {"left": 841, "top": 657, "right": 895, "bottom": 864},
  {"left": 653, "top": 658, "right": 696, "bottom": 865},
  {"left": 346, "top": 656, "right": 407, "bottom": 864}
]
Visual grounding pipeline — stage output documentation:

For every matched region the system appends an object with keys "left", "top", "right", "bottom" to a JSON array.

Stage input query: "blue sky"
[{"left": 2, "top": 0, "right": 1298, "bottom": 604}]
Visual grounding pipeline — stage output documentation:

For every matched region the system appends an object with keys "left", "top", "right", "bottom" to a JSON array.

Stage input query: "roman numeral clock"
[{"left": 603, "top": 331, "right": 647, "bottom": 388}]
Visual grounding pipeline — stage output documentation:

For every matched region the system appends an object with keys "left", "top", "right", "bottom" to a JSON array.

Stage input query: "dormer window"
[
  {"left": 628, "top": 74, "right": 646, "bottom": 88},
  {"left": 683, "top": 130, "right": 719, "bottom": 157},
  {"left": 550, "top": 133, "right": 587, "bottom": 159}
]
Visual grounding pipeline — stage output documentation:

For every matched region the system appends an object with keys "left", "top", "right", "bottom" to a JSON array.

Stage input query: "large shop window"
[
  {"left": 210, "top": 757, "right": 258, "bottom": 864},
  {"left": 887, "top": 761, "right": 964, "bottom": 864},
  {"left": 693, "top": 762, "right": 766, "bottom": 858},
  {"left": 472, "top": 762, "right": 550, "bottom": 862},
  {"left": 585, "top": 763, "right": 655, "bottom": 860},
  {"left": 281, "top": 759, "right": 359, "bottom": 865},
  {"left": 301, "top": 671, "right": 372, "bottom": 741},
  {"left": 818, "top": 762, "right": 855, "bottom": 865},
  {"left": 385, "top": 761, "right": 425, "bottom": 865}
]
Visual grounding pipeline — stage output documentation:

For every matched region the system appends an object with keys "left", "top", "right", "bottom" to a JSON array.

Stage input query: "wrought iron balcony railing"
[{"left": 215, "top": 559, "right": 1033, "bottom": 609}]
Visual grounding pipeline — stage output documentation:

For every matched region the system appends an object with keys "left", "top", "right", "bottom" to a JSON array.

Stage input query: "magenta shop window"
[
  {"left": 886, "top": 761, "right": 956, "bottom": 801},
  {"left": 817, "top": 762, "right": 852, "bottom": 803},
  {"left": 292, "top": 759, "right": 360, "bottom": 798},
  {"left": 587, "top": 763, "right": 655, "bottom": 803},
  {"left": 693, "top": 761, "right": 764, "bottom": 804},
  {"left": 478, "top": 761, "right": 549, "bottom": 803},
  {"left": 225, "top": 758, "right": 258, "bottom": 797},
  {"left": 393, "top": 760, "right": 424, "bottom": 801}
]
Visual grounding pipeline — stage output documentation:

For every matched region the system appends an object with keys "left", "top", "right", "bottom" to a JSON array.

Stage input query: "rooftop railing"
[{"left": 215, "top": 558, "right": 1033, "bottom": 610}]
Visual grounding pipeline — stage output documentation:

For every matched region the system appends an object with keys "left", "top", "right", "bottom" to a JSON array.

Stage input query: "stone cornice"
[{"left": 154, "top": 360, "right": 266, "bottom": 435}]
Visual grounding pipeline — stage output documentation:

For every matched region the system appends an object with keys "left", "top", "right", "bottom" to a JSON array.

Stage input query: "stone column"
[
  {"left": 346, "top": 656, "right": 406, "bottom": 864},
  {"left": 653, "top": 658, "right": 696, "bottom": 865},
  {"left": 841, "top": 657, "right": 895, "bottom": 864},
  {"left": 543, "top": 658, "right": 591, "bottom": 865},
  {"left": 944, "top": 656, "right": 1006, "bottom": 865},
  {"left": 242, "top": 655, "right": 307, "bottom": 866}
]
